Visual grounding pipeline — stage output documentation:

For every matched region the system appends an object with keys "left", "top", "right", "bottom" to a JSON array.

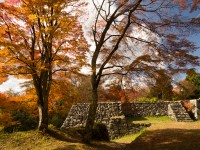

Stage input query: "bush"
[
  {"left": 13, "top": 110, "right": 38, "bottom": 130},
  {"left": 3, "top": 125, "right": 18, "bottom": 133},
  {"left": 181, "top": 101, "right": 196, "bottom": 121},
  {"left": 137, "top": 97, "right": 158, "bottom": 103},
  {"left": 3, "top": 110, "right": 38, "bottom": 133},
  {"left": 49, "top": 113, "right": 65, "bottom": 128}
]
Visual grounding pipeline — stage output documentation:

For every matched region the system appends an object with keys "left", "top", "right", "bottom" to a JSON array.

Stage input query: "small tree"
[
  {"left": 148, "top": 70, "right": 173, "bottom": 101},
  {"left": 186, "top": 70, "right": 200, "bottom": 98}
]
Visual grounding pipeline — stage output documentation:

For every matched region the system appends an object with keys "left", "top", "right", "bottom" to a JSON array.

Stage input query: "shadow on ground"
[
  {"left": 54, "top": 142, "right": 127, "bottom": 150},
  {"left": 125, "top": 128, "right": 200, "bottom": 150},
  {"left": 125, "top": 116, "right": 147, "bottom": 123},
  {"left": 48, "top": 128, "right": 127, "bottom": 150},
  {"left": 47, "top": 128, "right": 81, "bottom": 143}
]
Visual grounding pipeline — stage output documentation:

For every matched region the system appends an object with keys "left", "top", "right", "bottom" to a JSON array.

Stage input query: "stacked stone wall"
[
  {"left": 108, "top": 116, "right": 151, "bottom": 139},
  {"left": 168, "top": 102, "right": 193, "bottom": 122},
  {"left": 62, "top": 102, "right": 175, "bottom": 129},
  {"left": 62, "top": 102, "right": 172, "bottom": 129},
  {"left": 190, "top": 99, "right": 198, "bottom": 119},
  {"left": 95, "top": 102, "right": 123, "bottom": 124},
  {"left": 61, "top": 103, "right": 90, "bottom": 128},
  {"left": 61, "top": 102, "right": 123, "bottom": 129},
  {"left": 121, "top": 102, "right": 172, "bottom": 117},
  {"left": 61, "top": 100, "right": 199, "bottom": 139},
  {"left": 197, "top": 100, "right": 200, "bottom": 118}
]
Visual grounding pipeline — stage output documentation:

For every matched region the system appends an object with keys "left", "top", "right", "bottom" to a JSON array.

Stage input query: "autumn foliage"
[
  {"left": 0, "top": 93, "right": 14, "bottom": 127},
  {"left": 0, "top": 0, "right": 87, "bottom": 131}
]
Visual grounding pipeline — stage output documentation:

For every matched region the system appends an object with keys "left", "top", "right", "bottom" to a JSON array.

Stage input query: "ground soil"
[{"left": 125, "top": 120, "right": 200, "bottom": 150}]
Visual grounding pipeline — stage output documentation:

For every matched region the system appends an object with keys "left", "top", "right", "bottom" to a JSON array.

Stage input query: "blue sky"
[
  {"left": 189, "top": 34, "right": 200, "bottom": 71},
  {"left": 0, "top": 0, "right": 4, "bottom": 3},
  {"left": 184, "top": 9, "right": 200, "bottom": 72}
]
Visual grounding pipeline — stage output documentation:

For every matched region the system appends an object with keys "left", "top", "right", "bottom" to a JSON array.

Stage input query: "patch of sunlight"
[
  {"left": 0, "top": 126, "right": 3, "bottom": 131},
  {"left": 113, "top": 128, "right": 146, "bottom": 143},
  {"left": 145, "top": 116, "right": 174, "bottom": 122}
]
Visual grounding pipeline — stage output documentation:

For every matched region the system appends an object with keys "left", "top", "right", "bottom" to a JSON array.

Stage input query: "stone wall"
[
  {"left": 61, "top": 102, "right": 172, "bottom": 129},
  {"left": 197, "top": 100, "right": 200, "bottom": 118},
  {"left": 168, "top": 102, "right": 193, "bottom": 122},
  {"left": 61, "top": 100, "right": 199, "bottom": 139},
  {"left": 61, "top": 101, "right": 173, "bottom": 139},
  {"left": 61, "top": 102, "right": 123, "bottom": 129},
  {"left": 61, "top": 103, "right": 90, "bottom": 128},
  {"left": 190, "top": 99, "right": 199, "bottom": 119},
  {"left": 95, "top": 102, "right": 123, "bottom": 124},
  {"left": 168, "top": 103, "right": 177, "bottom": 120},
  {"left": 121, "top": 102, "right": 172, "bottom": 117},
  {"left": 108, "top": 116, "right": 151, "bottom": 139}
]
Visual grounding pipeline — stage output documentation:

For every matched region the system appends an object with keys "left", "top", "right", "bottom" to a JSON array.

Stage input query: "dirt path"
[{"left": 125, "top": 121, "right": 200, "bottom": 150}]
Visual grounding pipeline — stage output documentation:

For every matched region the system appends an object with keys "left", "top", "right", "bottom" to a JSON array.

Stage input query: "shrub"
[
  {"left": 181, "top": 101, "right": 196, "bottom": 121},
  {"left": 3, "top": 110, "right": 38, "bottom": 133},
  {"left": 13, "top": 110, "right": 38, "bottom": 130},
  {"left": 49, "top": 113, "right": 65, "bottom": 128},
  {"left": 137, "top": 97, "right": 158, "bottom": 103}
]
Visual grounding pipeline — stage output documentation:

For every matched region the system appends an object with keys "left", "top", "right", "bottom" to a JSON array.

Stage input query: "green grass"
[
  {"left": 128, "top": 116, "right": 173, "bottom": 122},
  {"left": 144, "top": 116, "right": 174, "bottom": 121},
  {"left": 113, "top": 128, "right": 146, "bottom": 143},
  {"left": 114, "top": 116, "right": 174, "bottom": 144}
]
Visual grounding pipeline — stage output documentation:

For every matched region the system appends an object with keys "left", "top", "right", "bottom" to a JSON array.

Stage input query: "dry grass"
[
  {"left": 1, "top": 117, "right": 200, "bottom": 150},
  {"left": 0, "top": 126, "right": 126, "bottom": 150},
  {"left": 113, "top": 128, "right": 146, "bottom": 144},
  {"left": 124, "top": 117, "right": 200, "bottom": 150}
]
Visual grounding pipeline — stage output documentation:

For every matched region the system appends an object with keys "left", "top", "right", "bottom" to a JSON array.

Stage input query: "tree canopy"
[{"left": 186, "top": 70, "right": 200, "bottom": 99}]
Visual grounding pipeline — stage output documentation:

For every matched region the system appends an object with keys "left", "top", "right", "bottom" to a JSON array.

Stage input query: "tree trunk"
[
  {"left": 38, "top": 96, "right": 49, "bottom": 133},
  {"left": 82, "top": 75, "right": 98, "bottom": 143},
  {"left": 32, "top": 72, "right": 51, "bottom": 133}
]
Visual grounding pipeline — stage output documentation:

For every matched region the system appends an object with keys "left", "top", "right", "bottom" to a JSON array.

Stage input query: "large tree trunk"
[
  {"left": 33, "top": 73, "right": 51, "bottom": 133},
  {"left": 38, "top": 95, "right": 49, "bottom": 132},
  {"left": 82, "top": 74, "right": 98, "bottom": 143}
]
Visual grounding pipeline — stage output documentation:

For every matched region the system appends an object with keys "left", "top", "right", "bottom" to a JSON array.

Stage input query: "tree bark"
[
  {"left": 33, "top": 73, "right": 51, "bottom": 133},
  {"left": 38, "top": 96, "right": 49, "bottom": 132},
  {"left": 82, "top": 74, "right": 98, "bottom": 143}
]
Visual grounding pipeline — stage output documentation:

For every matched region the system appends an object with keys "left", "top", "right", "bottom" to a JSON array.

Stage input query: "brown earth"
[{"left": 125, "top": 120, "right": 200, "bottom": 150}]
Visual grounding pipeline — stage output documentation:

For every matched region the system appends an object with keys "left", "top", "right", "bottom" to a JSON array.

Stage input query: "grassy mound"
[{"left": 0, "top": 125, "right": 124, "bottom": 150}]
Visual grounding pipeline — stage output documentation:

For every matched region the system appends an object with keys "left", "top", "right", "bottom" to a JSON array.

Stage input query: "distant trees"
[
  {"left": 186, "top": 70, "right": 200, "bottom": 98},
  {"left": 148, "top": 70, "right": 173, "bottom": 101},
  {"left": 176, "top": 70, "right": 200, "bottom": 99},
  {"left": 0, "top": 93, "right": 13, "bottom": 127},
  {"left": 0, "top": 74, "right": 93, "bottom": 131},
  {"left": 0, "top": 91, "right": 39, "bottom": 131}
]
